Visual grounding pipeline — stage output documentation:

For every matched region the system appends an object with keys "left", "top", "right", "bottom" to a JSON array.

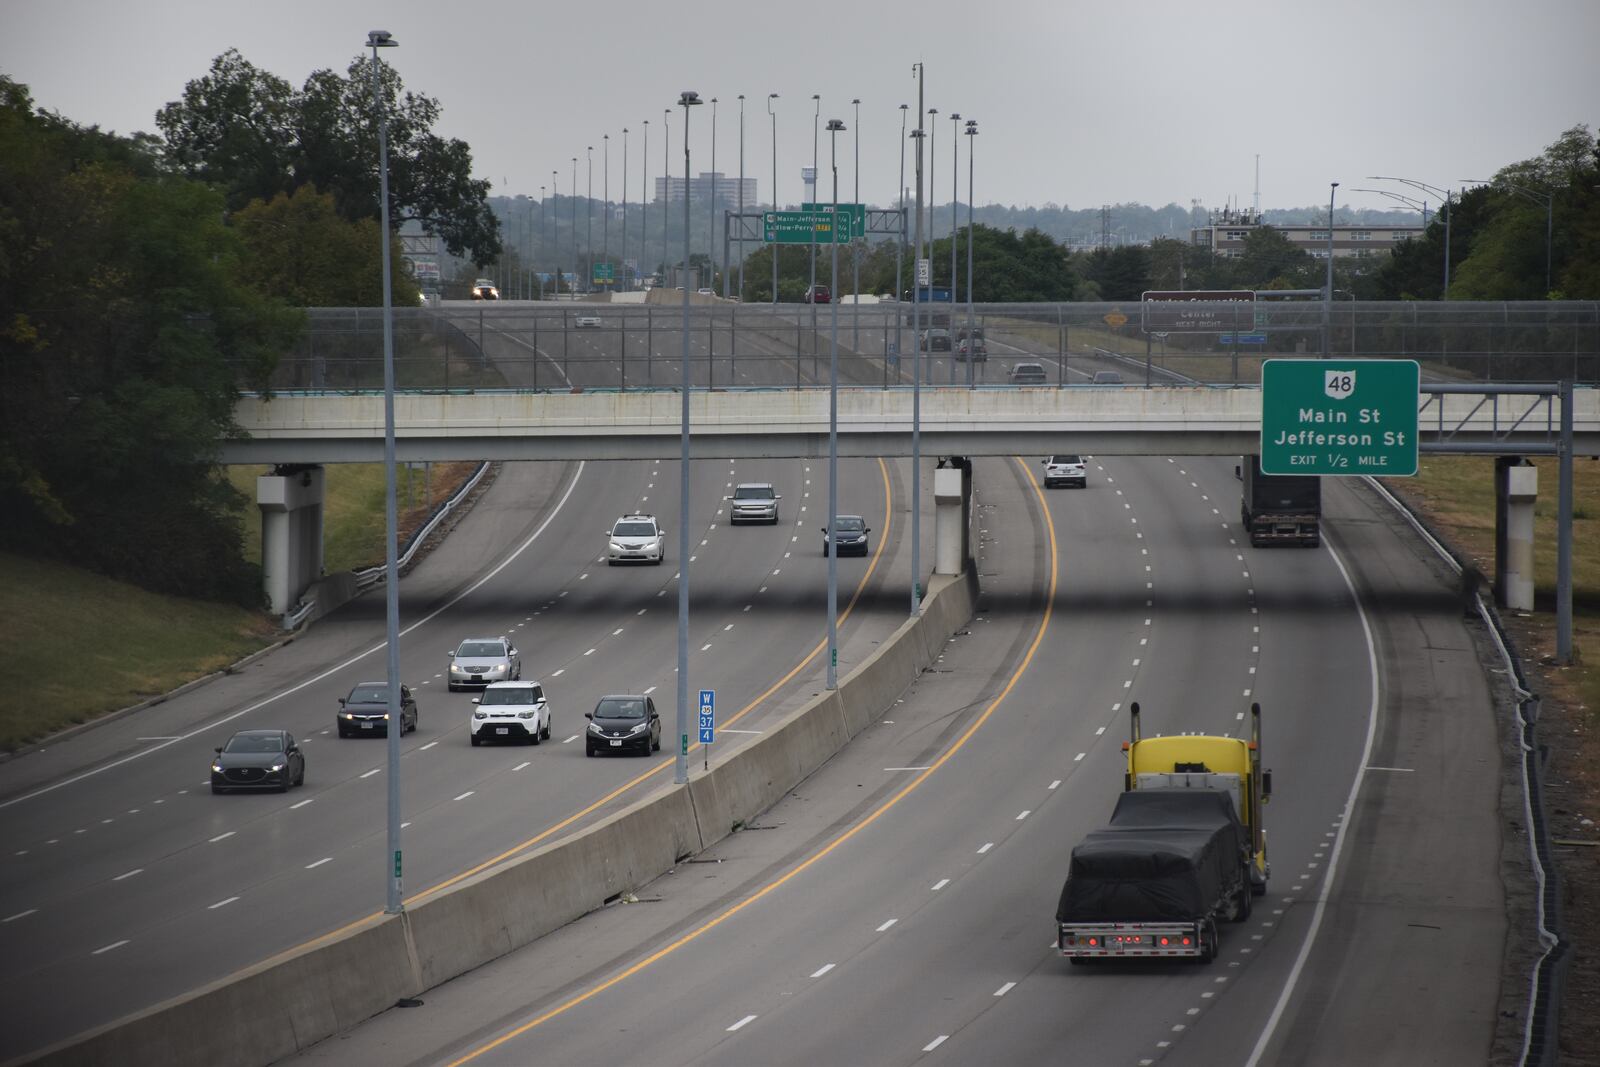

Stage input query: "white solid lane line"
[
  {"left": 726, "top": 1015, "right": 757, "bottom": 1032},
  {"left": 92, "top": 940, "right": 130, "bottom": 955},
  {"left": 810, "top": 963, "right": 835, "bottom": 978}
]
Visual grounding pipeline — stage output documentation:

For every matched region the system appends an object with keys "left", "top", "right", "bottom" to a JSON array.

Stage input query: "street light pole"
[
  {"left": 675, "top": 90, "right": 701, "bottom": 787},
  {"left": 622, "top": 128, "right": 629, "bottom": 292},
  {"left": 736, "top": 95, "right": 745, "bottom": 300},
  {"left": 641, "top": 122, "right": 648, "bottom": 290},
  {"left": 896, "top": 103, "right": 908, "bottom": 370},
  {"left": 810, "top": 93, "right": 820, "bottom": 316},
  {"left": 768, "top": 93, "right": 779, "bottom": 304},
  {"left": 586, "top": 146, "right": 594, "bottom": 292},
  {"left": 1369, "top": 175, "right": 1453, "bottom": 297},
  {"left": 826, "top": 117, "right": 846, "bottom": 689},
  {"left": 966, "top": 120, "right": 977, "bottom": 389},
  {"left": 852, "top": 98, "right": 860, "bottom": 349},
  {"left": 950, "top": 111, "right": 960, "bottom": 336},
  {"left": 664, "top": 108, "right": 671, "bottom": 287},
  {"left": 911, "top": 60, "right": 924, "bottom": 615},
  {"left": 603, "top": 133, "right": 610, "bottom": 286},
  {"left": 570, "top": 156, "right": 578, "bottom": 295},
  {"left": 709, "top": 97, "right": 718, "bottom": 293},
  {"left": 1324, "top": 181, "right": 1338, "bottom": 357},
  {"left": 1464, "top": 177, "right": 1555, "bottom": 295},
  {"left": 927, "top": 108, "right": 937, "bottom": 290},
  {"left": 366, "top": 28, "right": 403, "bottom": 916}
]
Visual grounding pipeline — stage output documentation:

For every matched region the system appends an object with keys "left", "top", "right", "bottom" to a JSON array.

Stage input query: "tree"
[
  {"left": 158, "top": 50, "right": 502, "bottom": 265},
  {"left": 232, "top": 185, "right": 419, "bottom": 306},
  {"left": 1, "top": 76, "right": 301, "bottom": 603}
]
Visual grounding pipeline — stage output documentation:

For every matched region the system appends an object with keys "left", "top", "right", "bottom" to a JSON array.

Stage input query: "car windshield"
[
  {"left": 347, "top": 685, "right": 390, "bottom": 704},
  {"left": 614, "top": 522, "right": 656, "bottom": 537},
  {"left": 224, "top": 733, "right": 284, "bottom": 754},
  {"left": 596, "top": 698, "right": 647, "bottom": 720},
  {"left": 457, "top": 642, "right": 505, "bottom": 658},
  {"left": 734, "top": 487, "right": 773, "bottom": 500},
  {"left": 481, "top": 688, "right": 540, "bottom": 705},
  {"left": 834, "top": 517, "right": 865, "bottom": 532},
  {"left": 1051, "top": 455, "right": 1082, "bottom": 465}
]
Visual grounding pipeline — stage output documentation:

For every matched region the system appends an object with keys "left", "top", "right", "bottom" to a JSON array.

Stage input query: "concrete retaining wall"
[{"left": 20, "top": 569, "right": 977, "bottom": 1067}]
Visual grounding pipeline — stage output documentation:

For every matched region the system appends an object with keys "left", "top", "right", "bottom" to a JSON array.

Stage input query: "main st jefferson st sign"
[{"left": 1260, "top": 359, "right": 1420, "bottom": 476}]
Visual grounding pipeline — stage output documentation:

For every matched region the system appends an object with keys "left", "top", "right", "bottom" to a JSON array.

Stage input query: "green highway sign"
[
  {"left": 592, "top": 263, "right": 615, "bottom": 284},
  {"left": 802, "top": 202, "right": 866, "bottom": 239},
  {"left": 1261, "top": 359, "right": 1419, "bottom": 476},
  {"left": 764, "top": 210, "right": 852, "bottom": 244}
]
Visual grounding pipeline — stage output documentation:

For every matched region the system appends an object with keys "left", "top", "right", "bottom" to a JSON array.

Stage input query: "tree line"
[{"left": 0, "top": 54, "right": 500, "bottom": 604}]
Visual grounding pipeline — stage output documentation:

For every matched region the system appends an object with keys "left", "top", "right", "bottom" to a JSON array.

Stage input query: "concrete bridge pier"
[
  {"left": 934, "top": 457, "right": 972, "bottom": 576},
  {"left": 257, "top": 465, "right": 326, "bottom": 615},
  {"left": 1494, "top": 457, "right": 1537, "bottom": 612}
]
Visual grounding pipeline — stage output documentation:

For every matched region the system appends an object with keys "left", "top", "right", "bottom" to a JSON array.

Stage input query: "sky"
[{"left": 4, "top": 0, "right": 1598, "bottom": 216}]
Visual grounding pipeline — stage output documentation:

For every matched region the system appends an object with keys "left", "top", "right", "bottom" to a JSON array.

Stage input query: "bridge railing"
[{"left": 241, "top": 301, "right": 1600, "bottom": 393}]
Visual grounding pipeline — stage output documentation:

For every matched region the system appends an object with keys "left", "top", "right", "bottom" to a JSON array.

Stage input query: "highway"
[
  {"left": 0, "top": 448, "right": 921, "bottom": 1060},
  {"left": 266, "top": 453, "right": 1504, "bottom": 1067}
]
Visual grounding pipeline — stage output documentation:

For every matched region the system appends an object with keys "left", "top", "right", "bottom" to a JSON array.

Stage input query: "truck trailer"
[
  {"left": 1239, "top": 455, "right": 1321, "bottom": 547},
  {"left": 1057, "top": 702, "right": 1271, "bottom": 964}
]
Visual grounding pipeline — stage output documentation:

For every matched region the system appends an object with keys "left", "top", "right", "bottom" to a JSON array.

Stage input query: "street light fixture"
[
  {"left": 674, "top": 89, "right": 702, "bottom": 787},
  {"left": 965, "top": 119, "right": 977, "bottom": 389},
  {"left": 1463, "top": 177, "right": 1555, "bottom": 295},
  {"left": 1350, "top": 187, "right": 1430, "bottom": 225},
  {"left": 1324, "top": 181, "right": 1338, "bottom": 357},
  {"left": 365, "top": 27, "right": 404, "bottom": 916},
  {"left": 825, "top": 116, "right": 846, "bottom": 690},
  {"left": 768, "top": 93, "right": 780, "bottom": 303},
  {"left": 1369, "top": 175, "right": 1454, "bottom": 297}
]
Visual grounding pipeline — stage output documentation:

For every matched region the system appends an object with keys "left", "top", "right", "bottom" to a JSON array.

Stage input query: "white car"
[
  {"left": 607, "top": 514, "right": 665, "bottom": 565},
  {"left": 575, "top": 314, "right": 601, "bottom": 328},
  {"left": 470, "top": 681, "right": 552, "bottom": 746},
  {"left": 1042, "top": 454, "right": 1088, "bottom": 489}
]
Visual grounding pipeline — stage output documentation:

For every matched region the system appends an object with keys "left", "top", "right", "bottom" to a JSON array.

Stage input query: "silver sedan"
[{"left": 447, "top": 637, "right": 522, "bottom": 691}]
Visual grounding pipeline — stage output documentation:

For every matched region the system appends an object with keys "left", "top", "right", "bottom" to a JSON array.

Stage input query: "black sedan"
[
  {"left": 338, "top": 682, "right": 419, "bottom": 737},
  {"left": 821, "top": 515, "right": 871, "bottom": 557},
  {"left": 211, "top": 730, "right": 304, "bottom": 794},
  {"left": 585, "top": 694, "right": 661, "bottom": 757}
]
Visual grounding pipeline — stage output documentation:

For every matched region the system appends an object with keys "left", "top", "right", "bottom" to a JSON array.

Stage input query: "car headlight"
[
  {"left": 588, "top": 722, "right": 605, "bottom": 735},
  {"left": 473, "top": 711, "right": 488, "bottom": 720},
  {"left": 211, "top": 763, "right": 223, "bottom": 773},
  {"left": 517, "top": 711, "right": 537, "bottom": 719},
  {"left": 610, "top": 541, "right": 625, "bottom": 551},
  {"left": 449, "top": 663, "right": 466, "bottom": 674},
  {"left": 270, "top": 762, "right": 285, "bottom": 772},
  {"left": 343, "top": 712, "right": 355, "bottom": 720},
  {"left": 628, "top": 722, "right": 649, "bottom": 735}
]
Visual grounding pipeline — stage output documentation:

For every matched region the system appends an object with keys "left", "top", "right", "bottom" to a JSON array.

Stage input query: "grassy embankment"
[{"left": 0, "top": 462, "right": 477, "bottom": 751}]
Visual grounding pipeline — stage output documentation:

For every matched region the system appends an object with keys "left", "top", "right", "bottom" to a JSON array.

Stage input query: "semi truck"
[
  {"left": 1057, "top": 702, "right": 1271, "bottom": 964},
  {"left": 1239, "top": 455, "right": 1321, "bottom": 547}
]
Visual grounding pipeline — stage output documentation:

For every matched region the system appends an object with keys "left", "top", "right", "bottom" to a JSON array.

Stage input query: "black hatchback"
[
  {"left": 338, "top": 682, "right": 418, "bottom": 737},
  {"left": 585, "top": 694, "right": 661, "bottom": 757},
  {"left": 211, "top": 730, "right": 304, "bottom": 794}
]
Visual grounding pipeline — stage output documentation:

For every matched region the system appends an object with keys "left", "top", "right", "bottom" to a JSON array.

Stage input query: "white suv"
[
  {"left": 607, "top": 514, "right": 665, "bottom": 565},
  {"left": 1042, "top": 454, "right": 1088, "bottom": 488},
  {"left": 471, "top": 681, "right": 552, "bottom": 745}
]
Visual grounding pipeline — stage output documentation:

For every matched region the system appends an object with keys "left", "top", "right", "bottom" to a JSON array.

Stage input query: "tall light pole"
[
  {"left": 675, "top": 90, "right": 702, "bottom": 787},
  {"left": 851, "top": 98, "right": 860, "bottom": 348},
  {"left": 768, "top": 93, "right": 779, "bottom": 303},
  {"left": 896, "top": 102, "right": 908, "bottom": 365},
  {"left": 1464, "top": 177, "right": 1554, "bottom": 295},
  {"left": 950, "top": 112, "right": 960, "bottom": 321},
  {"left": 570, "top": 156, "right": 578, "bottom": 294},
  {"left": 709, "top": 97, "right": 718, "bottom": 294},
  {"left": 965, "top": 119, "right": 977, "bottom": 389},
  {"left": 926, "top": 108, "right": 937, "bottom": 287},
  {"left": 586, "top": 145, "right": 593, "bottom": 292},
  {"left": 603, "top": 133, "right": 610, "bottom": 285},
  {"left": 538, "top": 184, "right": 546, "bottom": 298},
  {"left": 825, "top": 116, "right": 846, "bottom": 689},
  {"left": 633, "top": 123, "right": 640, "bottom": 289},
  {"left": 1370, "top": 175, "right": 1453, "bottom": 296},
  {"left": 911, "top": 61, "right": 924, "bottom": 615},
  {"left": 621, "top": 128, "right": 629, "bottom": 292},
  {"left": 810, "top": 93, "right": 820, "bottom": 312},
  {"left": 735, "top": 94, "right": 745, "bottom": 300},
  {"left": 365, "top": 28, "right": 403, "bottom": 916},
  {"left": 1324, "top": 181, "right": 1338, "bottom": 357},
  {"left": 664, "top": 108, "right": 671, "bottom": 287}
]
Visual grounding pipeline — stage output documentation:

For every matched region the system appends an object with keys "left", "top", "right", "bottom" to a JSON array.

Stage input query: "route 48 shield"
[{"left": 1325, "top": 369, "right": 1356, "bottom": 400}]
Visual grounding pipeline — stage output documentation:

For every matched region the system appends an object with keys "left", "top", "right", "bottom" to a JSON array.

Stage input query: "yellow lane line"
[{"left": 445, "top": 457, "right": 1056, "bottom": 1064}]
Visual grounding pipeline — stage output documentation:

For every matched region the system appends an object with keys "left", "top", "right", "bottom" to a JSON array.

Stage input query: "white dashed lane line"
[
  {"left": 924, "top": 1036, "right": 948, "bottom": 1052},
  {"left": 931, "top": 879, "right": 950, "bottom": 891},
  {"left": 112, "top": 868, "right": 142, "bottom": 882},
  {"left": 977, "top": 842, "right": 994, "bottom": 854},
  {"left": 726, "top": 1015, "right": 757, "bottom": 1032},
  {"left": 876, "top": 918, "right": 898, "bottom": 932},
  {"left": 360, "top": 768, "right": 380, "bottom": 779},
  {"left": 810, "top": 963, "right": 835, "bottom": 978},
  {"left": 4, "top": 909, "right": 38, "bottom": 923},
  {"left": 453, "top": 791, "right": 474, "bottom": 802},
  {"left": 91, "top": 940, "right": 130, "bottom": 956},
  {"left": 209, "top": 832, "right": 234, "bottom": 844},
  {"left": 305, "top": 857, "right": 332, "bottom": 870},
  {"left": 208, "top": 896, "right": 239, "bottom": 910},
  {"left": 994, "top": 982, "right": 1016, "bottom": 997}
]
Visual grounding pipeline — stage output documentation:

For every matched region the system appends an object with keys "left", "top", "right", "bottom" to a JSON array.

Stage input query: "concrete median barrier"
[{"left": 18, "top": 567, "right": 977, "bottom": 1067}]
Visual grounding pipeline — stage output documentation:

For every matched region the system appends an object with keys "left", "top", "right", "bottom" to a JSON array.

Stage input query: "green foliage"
[
  {"left": 0, "top": 75, "right": 301, "bottom": 604},
  {"left": 158, "top": 49, "right": 502, "bottom": 264},
  {"left": 232, "top": 185, "right": 419, "bottom": 306}
]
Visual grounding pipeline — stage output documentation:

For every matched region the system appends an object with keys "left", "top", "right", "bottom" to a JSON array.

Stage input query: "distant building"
[
  {"left": 655, "top": 172, "right": 760, "bottom": 210},
  {"left": 1191, "top": 207, "right": 1423, "bottom": 260}
]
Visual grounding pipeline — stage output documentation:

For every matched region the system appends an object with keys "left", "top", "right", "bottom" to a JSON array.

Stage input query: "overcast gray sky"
[{"left": 5, "top": 0, "right": 1597, "bottom": 214}]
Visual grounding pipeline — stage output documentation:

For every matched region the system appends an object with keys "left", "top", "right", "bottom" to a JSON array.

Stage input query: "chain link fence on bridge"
[{"left": 248, "top": 301, "right": 1600, "bottom": 394}]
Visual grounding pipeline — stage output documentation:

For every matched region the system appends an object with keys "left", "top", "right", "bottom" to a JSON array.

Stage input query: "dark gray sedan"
[
  {"left": 821, "top": 515, "right": 871, "bottom": 557},
  {"left": 211, "top": 730, "right": 304, "bottom": 794}
]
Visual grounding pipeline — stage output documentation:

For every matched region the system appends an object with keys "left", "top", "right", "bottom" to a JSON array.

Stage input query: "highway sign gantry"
[
  {"left": 763, "top": 210, "right": 852, "bottom": 245},
  {"left": 1260, "top": 359, "right": 1419, "bottom": 476}
]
